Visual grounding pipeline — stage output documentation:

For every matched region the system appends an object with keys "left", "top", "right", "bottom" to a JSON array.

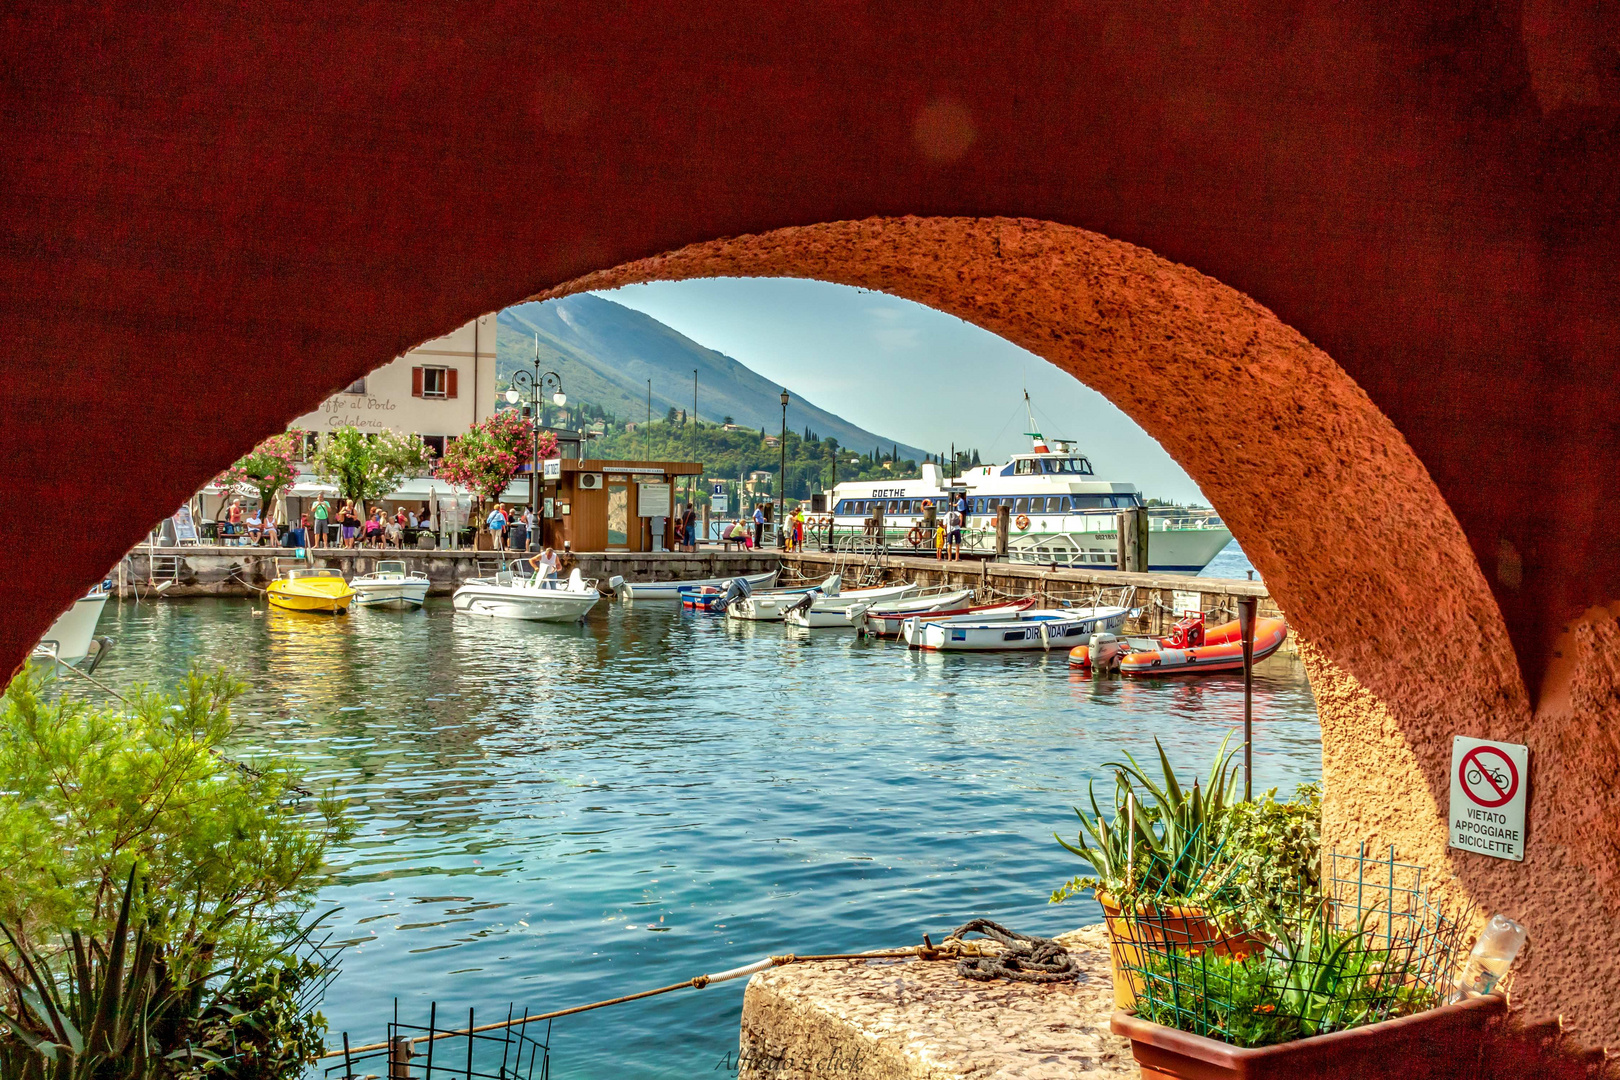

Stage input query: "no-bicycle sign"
[{"left": 1449, "top": 736, "right": 1529, "bottom": 862}]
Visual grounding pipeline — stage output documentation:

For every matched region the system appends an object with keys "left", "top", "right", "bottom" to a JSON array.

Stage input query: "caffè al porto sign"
[{"left": 1449, "top": 735, "right": 1529, "bottom": 862}]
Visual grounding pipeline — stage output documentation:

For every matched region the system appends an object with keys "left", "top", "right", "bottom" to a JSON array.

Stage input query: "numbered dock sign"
[{"left": 1449, "top": 736, "right": 1529, "bottom": 862}]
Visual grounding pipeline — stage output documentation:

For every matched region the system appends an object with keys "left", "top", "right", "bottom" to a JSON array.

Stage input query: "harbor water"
[{"left": 91, "top": 550, "right": 1316, "bottom": 1078}]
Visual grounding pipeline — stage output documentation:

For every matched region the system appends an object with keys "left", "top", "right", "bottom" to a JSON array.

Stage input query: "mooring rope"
[
  {"left": 946, "top": 918, "right": 1081, "bottom": 984},
  {"left": 315, "top": 923, "right": 1073, "bottom": 1060}
]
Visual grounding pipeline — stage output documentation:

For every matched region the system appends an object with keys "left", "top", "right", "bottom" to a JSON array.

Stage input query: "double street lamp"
[
  {"left": 506, "top": 342, "right": 565, "bottom": 547},
  {"left": 778, "top": 389, "right": 788, "bottom": 548}
]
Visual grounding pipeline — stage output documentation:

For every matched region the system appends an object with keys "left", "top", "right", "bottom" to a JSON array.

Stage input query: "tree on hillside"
[
  {"left": 215, "top": 431, "right": 303, "bottom": 515},
  {"left": 437, "top": 411, "right": 558, "bottom": 518},
  {"left": 723, "top": 415, "right": 734, "bottom": 425},
  {"left": 666, "top": 406, "right": 678, "bottom": 423},
  {"left": 312, "top": 427, "right": 431, "bottom": 510}
]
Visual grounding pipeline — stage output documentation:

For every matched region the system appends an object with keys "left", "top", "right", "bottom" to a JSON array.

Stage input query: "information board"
[
  {"left": 543, "top": 458, "right": 561, "bottom": 480},
  {"left": 712, "top": 495, "right": 728, "bottom": 516},
  {"left": 1449, "top": 735, "right": 1529, "bottom": 861},
  {"left": 1172, "top": 590, "right": 1201, "bottom": 616},
  {"left": 637, "top": 482, "right": 671, "bottom": 518},
  {"left": 172, "top": 505, "right": 199, "bottom": 544}
]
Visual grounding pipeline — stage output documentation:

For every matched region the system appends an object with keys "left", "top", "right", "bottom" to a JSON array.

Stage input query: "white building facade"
[{"left": 291, "top": 315, "right": 498, "bottom": 455}]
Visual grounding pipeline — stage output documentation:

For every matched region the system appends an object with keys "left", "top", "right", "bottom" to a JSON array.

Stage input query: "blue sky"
[{"left": 592, "top": 278, "right": 1209, "bottom": 505}]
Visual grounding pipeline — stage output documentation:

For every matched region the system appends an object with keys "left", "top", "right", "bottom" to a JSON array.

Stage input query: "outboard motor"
[
  {"left": 712, "top": 576, "right": 752, "bottom": 614},
  {"left": 1087, "top": 631, "right": 1127, "bottom": 672},
  {"left": 784, "top": 589, "right": 820, "bottom": 618},
  {"left": 819, "top": 573, "right": 841, "bottom": 598},
  {"left": 608, "top": 574, "right": 627, "bottom": 600}
]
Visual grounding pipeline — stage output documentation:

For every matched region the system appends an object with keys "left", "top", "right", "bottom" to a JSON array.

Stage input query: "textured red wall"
[{"left": 2, "top": 6, "right": 1617, "bottom": 690}]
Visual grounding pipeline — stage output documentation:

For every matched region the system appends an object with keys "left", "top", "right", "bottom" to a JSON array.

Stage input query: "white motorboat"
[
  {"left": 453, "top": 567, "right": 601, "bottom": 623},
  {"left": 620, "top": 568, "right": 780, "bottom": 600},
  {"left": 781, "top": 582, "right": 927, "bottom": 628},
  {"left": 727, "top": 577, "right": 905, "bottom": 623},
  {"left": 351, "top": 560, "right": 431, "bottom": 607},
  {"left": 32, "top": 583, "right": 113, "bottom": 670},
  {"left": 903, "top": 605, "right": 1130, "bottom": 651},
  {"left": 848, "top": 594, "right": 1036, "bottom": 637}
]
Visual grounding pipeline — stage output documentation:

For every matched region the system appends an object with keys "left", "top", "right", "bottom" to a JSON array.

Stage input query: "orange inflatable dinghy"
[{"left": 1116, "top": 612, "right": 1288, "bottom": 675}]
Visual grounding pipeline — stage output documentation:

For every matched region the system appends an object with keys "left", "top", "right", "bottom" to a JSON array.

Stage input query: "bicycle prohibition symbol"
[{"left": 1458, "top": 745, "right": 1519, "bottom": 808}]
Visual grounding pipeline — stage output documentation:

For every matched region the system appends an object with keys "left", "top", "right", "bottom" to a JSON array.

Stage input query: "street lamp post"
[
  {"left": 506, "top": 336, "right": 565, "bottom": 551},
  {"left": 778, "top": 389, "right": 789, "bottom": 548}
]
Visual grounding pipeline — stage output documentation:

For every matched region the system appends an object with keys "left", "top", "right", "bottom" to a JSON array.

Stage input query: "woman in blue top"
[{"left": 486, "top": 504, "right": 508, "bottom": 550}]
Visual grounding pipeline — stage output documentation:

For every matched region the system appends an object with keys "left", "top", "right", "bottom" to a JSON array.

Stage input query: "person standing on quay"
[
  {"left": 487, "top": 503, "right": 508, "bottom": 551},
  {"left": 946, "top": 502, "right": 963, "bottom": 561},
  {"left": 753, "top": 503, "right": 765, "bottom": 549},
  {"left": 312, "top": 495, "right": 330, "bottom": 547}
]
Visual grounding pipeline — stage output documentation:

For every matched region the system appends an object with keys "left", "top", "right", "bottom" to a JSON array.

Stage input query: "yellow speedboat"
[{"left": 267, "top": 568, "right": 355, "bottom": 614}]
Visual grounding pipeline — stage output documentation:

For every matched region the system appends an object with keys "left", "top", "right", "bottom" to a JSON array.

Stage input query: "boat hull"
[
  {"left": 352, "top": 579, "right": 430, "bottom": 607},
  {"left": 624, "top": 568, "right": 779, "bottom": 600},
  {"left": 733, "top": 582, "right": 919, "bottom": 623},
  {"left": 452, "top": 584, "right": 599, "bottom": 622},
  {"left": 856, "top": 595, "right": 1029, "bottom": 637},
  {"left": 1119, "top": 617, "right": 1289, "bottom": 675},
  {"left": 907, "top": 608, "right": 1129, "bottom": 651},
  {"left": 33, "top": 591, "right": 109, "bottom": 665},
  {"left": 267, "top": 581, "right": 354, "bottom": 614}
]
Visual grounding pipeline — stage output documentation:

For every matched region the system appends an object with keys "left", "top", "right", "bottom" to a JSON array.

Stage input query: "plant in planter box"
[{"left": 1112, "top": 847, "right": 1493, "bottom": 1080}]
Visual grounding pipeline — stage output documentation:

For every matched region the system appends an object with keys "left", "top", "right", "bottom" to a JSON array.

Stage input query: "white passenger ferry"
[{"left": 824, "top": 436, "right": 1233, "bottom": 574}]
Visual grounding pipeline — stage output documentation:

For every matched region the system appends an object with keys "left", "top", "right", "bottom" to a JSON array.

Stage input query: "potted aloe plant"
[{"left": 1052, "top": 735, "right": 1258, "bottom": 1008}]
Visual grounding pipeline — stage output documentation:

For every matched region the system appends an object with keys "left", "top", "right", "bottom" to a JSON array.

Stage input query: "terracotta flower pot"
[
  {"left": 1111, "top": 993, "right": 1507, "bottom": 1080},
  {"left": 1096, "top": 891, "right": 1262, "bottom": 1010}
]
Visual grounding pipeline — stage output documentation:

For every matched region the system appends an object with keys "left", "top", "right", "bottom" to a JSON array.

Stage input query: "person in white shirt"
[{"left": 527, "top": 546, "right": 560, "bottom": 580}]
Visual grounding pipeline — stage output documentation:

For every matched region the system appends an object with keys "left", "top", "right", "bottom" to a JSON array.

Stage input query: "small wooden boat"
[
  {"left": 847, "top": 593, "right": 1036, "bottom": 637},
  {"left": 621, "top": 568, "right": 779, "bottom": 600},
  {"left": 1114, "top": 614, "right": 1289, "bottom": 675},
  {"left": 732, "top": 580, "right": 917, "bottom": 623},
  {"left": 453, "top": 567, "right": 601, "bottom": 623},
  {"left": 351, "top": 559, "right": 430, "bottom": 607},
  {"left": 267, "top": 568, "right": 355, "bottom": 614},
  {"left": 784, "top": 582, "right": 938, "bottom": 628},
  {"left": 904, "top": 605, "right": 1130, "bottom": 651}
]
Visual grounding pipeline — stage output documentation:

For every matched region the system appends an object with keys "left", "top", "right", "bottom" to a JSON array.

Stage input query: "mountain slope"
[{"left": 496, "top": 294, "right": 927, "bottom": 459}]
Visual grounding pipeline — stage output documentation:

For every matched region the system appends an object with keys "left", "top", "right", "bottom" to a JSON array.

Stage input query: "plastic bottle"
[{"left": 1455, "top": 914, "right": 1527, "bottom": 999}]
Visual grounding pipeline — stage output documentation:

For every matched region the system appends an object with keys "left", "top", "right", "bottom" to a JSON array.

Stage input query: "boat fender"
[
  {"left": 1015, "top": 514, "right": 1031, "bottom": 531},
  {"left": 1068, "top": 644, "right": 1091, "bottom": 669},
  {"left": 1039, "top": 621, "right": 1052, "bottom": 649}
]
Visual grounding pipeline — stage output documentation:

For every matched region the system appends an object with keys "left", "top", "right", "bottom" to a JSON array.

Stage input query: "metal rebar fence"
[{"left": 325, "top": 1002, "right": 550, "bottom": 1080}]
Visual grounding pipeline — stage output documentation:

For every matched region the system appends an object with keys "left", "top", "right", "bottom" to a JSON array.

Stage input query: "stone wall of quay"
[
  {"left": 117, "top": 546, "right": 783, "bottom": 597},
  {"left": 781, "top": 550, "right": 1285, "bottom": 646}
]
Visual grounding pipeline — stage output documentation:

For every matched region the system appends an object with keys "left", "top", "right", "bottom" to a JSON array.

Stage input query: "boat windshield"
[
  {"left": 1012, "top": 456, "right": 1093, "bottom": 475},
  {"left": 288, "top": 568, "right": 343, "bottom": 579}
]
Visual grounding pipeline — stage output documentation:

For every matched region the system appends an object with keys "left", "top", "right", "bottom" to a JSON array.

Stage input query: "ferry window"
[
  {"left": 973, "top": 498, "right": 984, "bottom": 514},
  {"left": 1015, "top": 498, "right": 1029, "bottom": 513},
  {"left": 1041, "top": 460, "right": 1056, "bottom": 474},
  {"left": 1015, "top": 459, "right": 1035, "bottom": 475},
  {"left": 835, "top": 500, "right": 847, "bottom": 513}
]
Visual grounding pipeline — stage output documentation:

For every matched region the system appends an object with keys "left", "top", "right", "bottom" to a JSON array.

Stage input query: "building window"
[
  {"left": 421, "top": 435, "right": 446, "bottom": 458},
  {"left": 411, "top": 365, "right": 458, "bottom": 399},
  {"left": 344, "top": 377, "right": 366, "bottom": 395}
]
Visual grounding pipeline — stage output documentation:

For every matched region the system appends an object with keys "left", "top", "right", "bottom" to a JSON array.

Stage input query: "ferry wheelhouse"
[{"left": 825, "top": 438, "right": 1233, "bottom": 574}]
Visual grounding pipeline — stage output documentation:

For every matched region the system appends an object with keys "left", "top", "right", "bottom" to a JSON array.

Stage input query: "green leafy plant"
[
  {"left": 1051, "top": 735, "right": 1243, "bottom": 905},
  {"left": 310, "top": 427, "right": 431, "bottom": 511},
  {"left": 0, "top": 667, "right": 347, "bottom": 1080},
  {"left": 1130, "top": 909, "right": 1440, "bottom": 1048},
  {"left": 1223, "top": 784, "right": 1321, "bottom": 924}
]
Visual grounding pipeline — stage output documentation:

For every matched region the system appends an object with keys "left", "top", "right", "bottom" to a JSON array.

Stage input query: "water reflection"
[{"left": 91, "top": 597, "right": 1321, "bottom": 1080}]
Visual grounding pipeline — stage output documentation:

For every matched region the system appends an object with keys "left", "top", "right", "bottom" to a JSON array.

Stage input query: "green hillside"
[{"left": 495, "top": 294, "right": 929, "bottom": 460}]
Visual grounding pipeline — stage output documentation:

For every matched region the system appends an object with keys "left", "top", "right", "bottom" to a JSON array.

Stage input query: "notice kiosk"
[{"left": 535, "top": 459, "right": 701, "bottom": 552}]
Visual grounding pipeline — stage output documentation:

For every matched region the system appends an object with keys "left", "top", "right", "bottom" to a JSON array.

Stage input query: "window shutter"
[
  {"left": 446, "top": 368, "right": 458, "bottom": 399},
  {"left": 411, "top": 367, "right": 424, "bottom": 397}
]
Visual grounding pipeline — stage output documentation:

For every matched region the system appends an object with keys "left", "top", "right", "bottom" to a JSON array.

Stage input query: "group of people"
[
  {"left": 220, "top": 496, "right": 435, "bottom": 549},
  {"left": 483, "top": 503, "right": 537, "bottom": 551}
]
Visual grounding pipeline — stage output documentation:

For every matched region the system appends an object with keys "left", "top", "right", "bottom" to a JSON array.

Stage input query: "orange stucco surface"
[{"left": 5, "top": 1, "right": 1620, "bottom": 1041}]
